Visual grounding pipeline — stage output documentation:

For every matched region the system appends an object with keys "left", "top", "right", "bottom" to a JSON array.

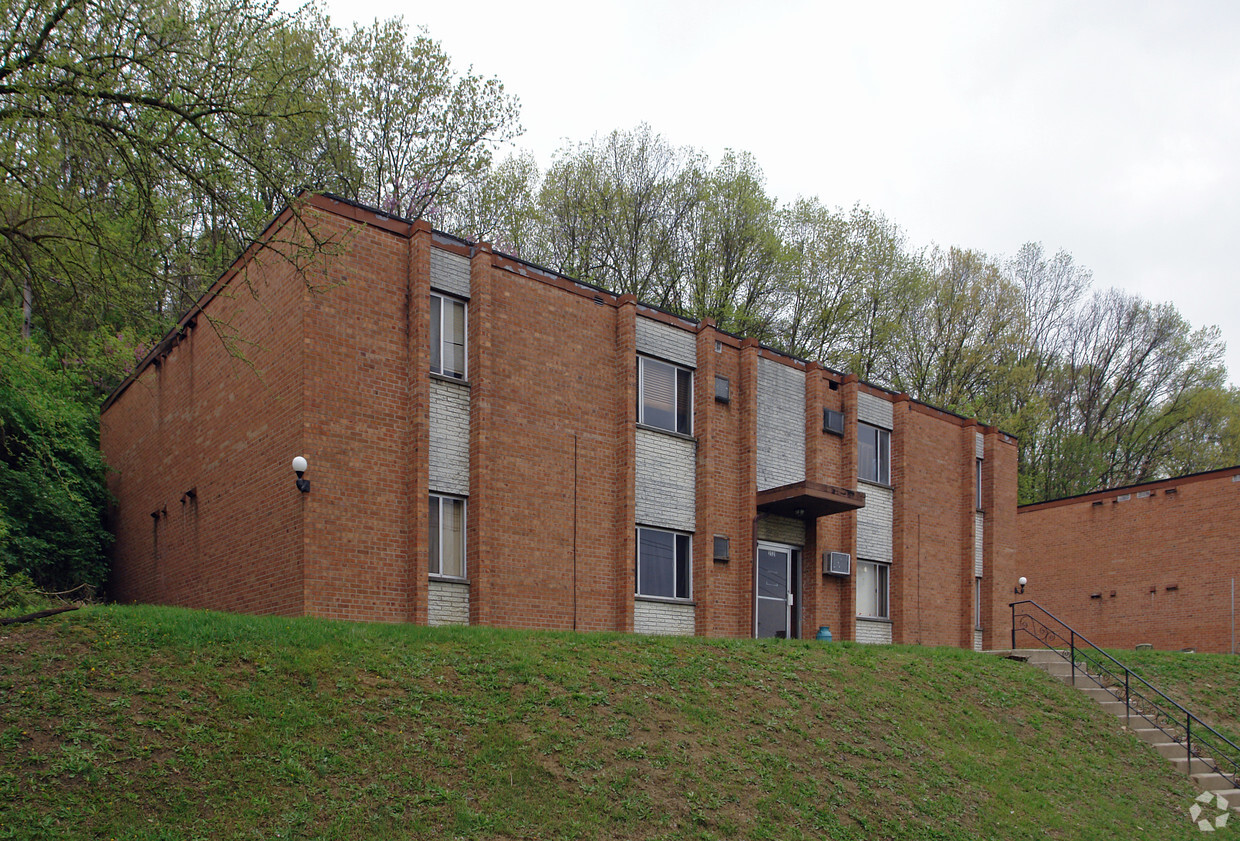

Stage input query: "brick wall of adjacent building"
[
  {"left": 102, "top": 193, "right": 1019, "bottom": 646},
  {"left": 1019, "top": 467, "right": 1240, "bottom": 654}
]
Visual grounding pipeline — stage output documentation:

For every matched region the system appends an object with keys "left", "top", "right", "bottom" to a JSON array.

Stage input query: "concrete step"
[
  {"left": 1080, "top": 687, "right": 1121, "bottom": 703},
  {"left": 1131, "top": 726, "right": 1174, "bottom": 745},
  {"left": 1153, "top": 741, "right": 1194, "bottom": 760},
  {"left": 1012, "top": 648, "right": 1069, "bottom": 666},
  {"left": 1169, "top": 755, "right": 1218, "bottom": 775},
  {"left": 1193, "top": 772, "right": 1239, "bottom": 792},
  {"left": 1206, "top": 790, "right": 1240, "bottom": 811}
]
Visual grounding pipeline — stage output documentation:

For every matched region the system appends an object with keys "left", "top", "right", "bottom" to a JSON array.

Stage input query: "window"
[
  {"left": 636, "top": 526, "right": 691, "bottom": 599},
  {"left": 975, "top": 458, "right": 984, "bottom": 510},
  {"left": 858, "top": 423, "right": 890, "bottom": 485},
  {"left": 823, "top": 408, "right": 845, "bottom": 436},
  {"left": 856, "top": 560, "right": 889, "bottom": 619},
  {"left": 638, "top": 357, "right": 692, "bottom": 435},
  {"left": 430, "top": 293, "right": 466, "bottom": 379},
  {"left": 429, "top": 495, "right": 466, "bottom": 578},
  {"left": 974, "top": 577, "right": 983, "bottom": 630}
]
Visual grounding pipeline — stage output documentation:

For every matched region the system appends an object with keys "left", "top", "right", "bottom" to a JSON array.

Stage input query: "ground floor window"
[
  {"left": 429, "top": 494, "right": 466, "bottom": 578},
  {"left": 856, "top": 560, "right": 889, "bottom": 619},
  {"left": 974, "top": 576, "right": 983, "bottom": 630},
  {"left": 636, "top": 526, "right": 691, "bottom": 599}
]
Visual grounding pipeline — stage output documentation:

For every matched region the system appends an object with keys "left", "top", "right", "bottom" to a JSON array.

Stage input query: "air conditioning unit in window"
[{"left": 824, "top": 551, "right": 851, "bottom": 577}]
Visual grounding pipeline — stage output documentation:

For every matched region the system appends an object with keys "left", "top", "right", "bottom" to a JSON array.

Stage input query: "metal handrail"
[{"left": 1010, "top": 599, "right": 1240, "bottom": 788}]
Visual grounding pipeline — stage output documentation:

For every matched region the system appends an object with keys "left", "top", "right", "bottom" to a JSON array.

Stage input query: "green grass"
[
  {"left": 1105, "top": 648, "right": 1240, "bottom": 743},
  {"left": 0, "top": 606, "right": 1217, "bottom": 839}
]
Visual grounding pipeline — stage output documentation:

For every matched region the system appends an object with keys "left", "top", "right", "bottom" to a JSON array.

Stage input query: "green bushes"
[{"left": 0, "top": 318, "right": 111, "bottom": 591}]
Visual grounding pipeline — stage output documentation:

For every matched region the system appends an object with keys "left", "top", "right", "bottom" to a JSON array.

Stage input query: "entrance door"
[{"left": 756, "top": 542, "right": 799, "bottom": 638}]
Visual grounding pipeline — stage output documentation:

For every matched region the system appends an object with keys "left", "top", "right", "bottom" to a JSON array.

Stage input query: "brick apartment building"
[
  {"left": 101, "top": 193, "right": 1019, "bottom": 647},
  {"left": 1018, "top": 467, "right": 1240, "bottom": 654}
]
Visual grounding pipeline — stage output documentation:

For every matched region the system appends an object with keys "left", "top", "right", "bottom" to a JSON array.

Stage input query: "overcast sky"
[{"left": 318, "top": 0, "right": 1240, "bottom": 383}]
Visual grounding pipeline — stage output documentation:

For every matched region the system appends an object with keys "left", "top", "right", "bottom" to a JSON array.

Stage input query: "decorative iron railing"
[{"left": 1010, "top": 599, "right": 1240, "bottom": 789}]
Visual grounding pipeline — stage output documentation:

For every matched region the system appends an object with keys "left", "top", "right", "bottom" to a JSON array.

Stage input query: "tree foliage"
[
  {"left": 0, "top": 0, "right": 520, "bottom": 379},
  {"left": 0, "top": 315, "right": 109, "bottom": 590},
  {"left": 1, "top": 0, "right": 1235, "bottom": 564},
  {"left": 443, "top": 127, "right": 1239, "bottom": 503},
  {"left": 323, "top": 16, "right": 521, "bottom": 218},
  {"left": 0, "top": 0, "right": 521, "bottom": 588}
]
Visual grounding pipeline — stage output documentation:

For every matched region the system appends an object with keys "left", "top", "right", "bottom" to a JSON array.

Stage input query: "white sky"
[{"left": 316, "top": 0, "right": 1240, "bottom": 384}]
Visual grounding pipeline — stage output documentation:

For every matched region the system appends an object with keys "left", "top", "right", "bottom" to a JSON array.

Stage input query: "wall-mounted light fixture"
[
  {"left": 1014, "top": 576, "right": 1027, "bottom": 595},
  {"left": 292, "top": 456, "right": 310, "bottom": 493}
]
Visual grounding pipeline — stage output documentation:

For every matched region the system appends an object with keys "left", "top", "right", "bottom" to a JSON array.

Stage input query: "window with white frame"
[
  {"left": 974, "top": 576, "right": 983, "bottom": 630},
  {"left": 858, "top": 423, "right": 890, "bottom": 485},
  {"left": 429, "top": 494, "right": 466, "bottom": 578},
  {"left": 636, "top": 526, "right": 691, "bottom": 599},
  {"left": 430, "top": 293, "right": 466, "bottom": 379},
  {"left": 856, "top": 560, "right": 889, "bottom": 619},
  {"left": 638, "top": 356, "right": 692, "bottom": 435}
]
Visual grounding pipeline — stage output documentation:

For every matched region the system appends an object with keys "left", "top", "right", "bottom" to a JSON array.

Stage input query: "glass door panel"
[{"left": 756, "top": 545, "right": 791, "bottom": 638}]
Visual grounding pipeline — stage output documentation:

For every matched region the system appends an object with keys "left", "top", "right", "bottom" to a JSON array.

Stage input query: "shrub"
[{"left": 0, "top": 318, "right": 111, "bottom": 591}]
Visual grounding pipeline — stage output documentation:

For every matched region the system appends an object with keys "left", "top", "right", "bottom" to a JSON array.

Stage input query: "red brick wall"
[
  {"left": 692, "top": 329, "right": 752, "bottom": 637},
  {"left": 463, "top": 258, "right": 629, "bottom": 631},
  {"left": 102, "top": 212, "right": 308, "bottom": 614},
  {"left": 802, "top": 365, "right": 847, "bottom": 640},
  {"left": 891, "top": 403, "right": 969, "bottom": 646},
  {"left": 1019, "top": 468, "right": 1240, "bottom": 654},
  {"left": 103, "top": 194, "right": 1020, "bottom": 647},
  {"left": 983, "top": 428, "right": 1019, "bottom": 650},
  {"left": 299, "top": 208, "right": 418, "bottom": 622}
]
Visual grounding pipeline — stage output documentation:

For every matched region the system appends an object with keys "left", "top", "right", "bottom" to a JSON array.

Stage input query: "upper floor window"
[
  {"left": 431, "top": 293, "right": 466, "bottom": 379},
  {"left": 638, "top": 356, "right": 692, "bottom": 435},
  {"left": 858, "top": 422, "right": 890, "bottom": 485}
]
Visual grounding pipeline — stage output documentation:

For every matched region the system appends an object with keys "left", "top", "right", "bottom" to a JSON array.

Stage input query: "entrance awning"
[{"left": 756, "top": 481, "right": 865, "bottom": 520}]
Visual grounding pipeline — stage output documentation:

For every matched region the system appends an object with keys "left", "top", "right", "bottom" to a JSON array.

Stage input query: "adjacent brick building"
[
  {"left": 1018, "top": 467, "right": 1240, "bottom": 654},
  {"left": 101, "top": 194, "right": 1019, "bottom": 647}
]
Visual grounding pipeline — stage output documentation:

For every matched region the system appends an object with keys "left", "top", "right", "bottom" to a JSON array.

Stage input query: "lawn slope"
[{"left": 0, "top": 606, "right": 1210, "bottom": 840}]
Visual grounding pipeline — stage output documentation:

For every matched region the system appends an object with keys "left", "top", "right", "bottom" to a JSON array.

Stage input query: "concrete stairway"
[{"left": 1008, "top": 648, "right": 1240, "bottom": 809}]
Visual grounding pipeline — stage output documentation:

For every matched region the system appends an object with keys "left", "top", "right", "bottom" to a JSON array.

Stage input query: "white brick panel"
[
  {"left": 634, "top": 599, "right": 695, "bottom": 635},
  {"left": 856, "top": 619, "right": 892, "bottom": 645},
  {"left": 974, "top": 512, "right": 984, "bottom": 577},
  {"left": 635, "top": 428, "right": 696, "bottom": 531},
  {"left": 857, "top": 391, "right": 893, "bottom": 430},
  {"left": 756, "top": 516, "right": 806, "bottom": 547},
  {"left": 973, "top": 629, "right": 983, "bottom": 652},
  {"left": 429, "top": 379, "right": 470, "bottom": 495},
  {"left": 430, "top": 248, "right": 470, "bottom": 298},
  {"left": 428, "top": 580, "right": 470, "bottom": 625},
  {"left": 975, "top": 431, "right": 985, "bottom": 459},
  {"left": 857, "top": 484, "right": 893, "bottom": 562},
  {"left": 636, "top": 316, "right": 696, "bottom": 368},
  {"left": 756, "top": 357, "right": 806, "bottom": 490}
]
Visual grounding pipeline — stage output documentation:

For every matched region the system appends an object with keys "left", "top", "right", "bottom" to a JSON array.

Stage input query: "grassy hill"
[
  {"left": 0, "top": 606, "right": 1217, "bottom": 839},
  {"left": 1112, "top": 648, "right": 1240, "bottom": 744}
]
